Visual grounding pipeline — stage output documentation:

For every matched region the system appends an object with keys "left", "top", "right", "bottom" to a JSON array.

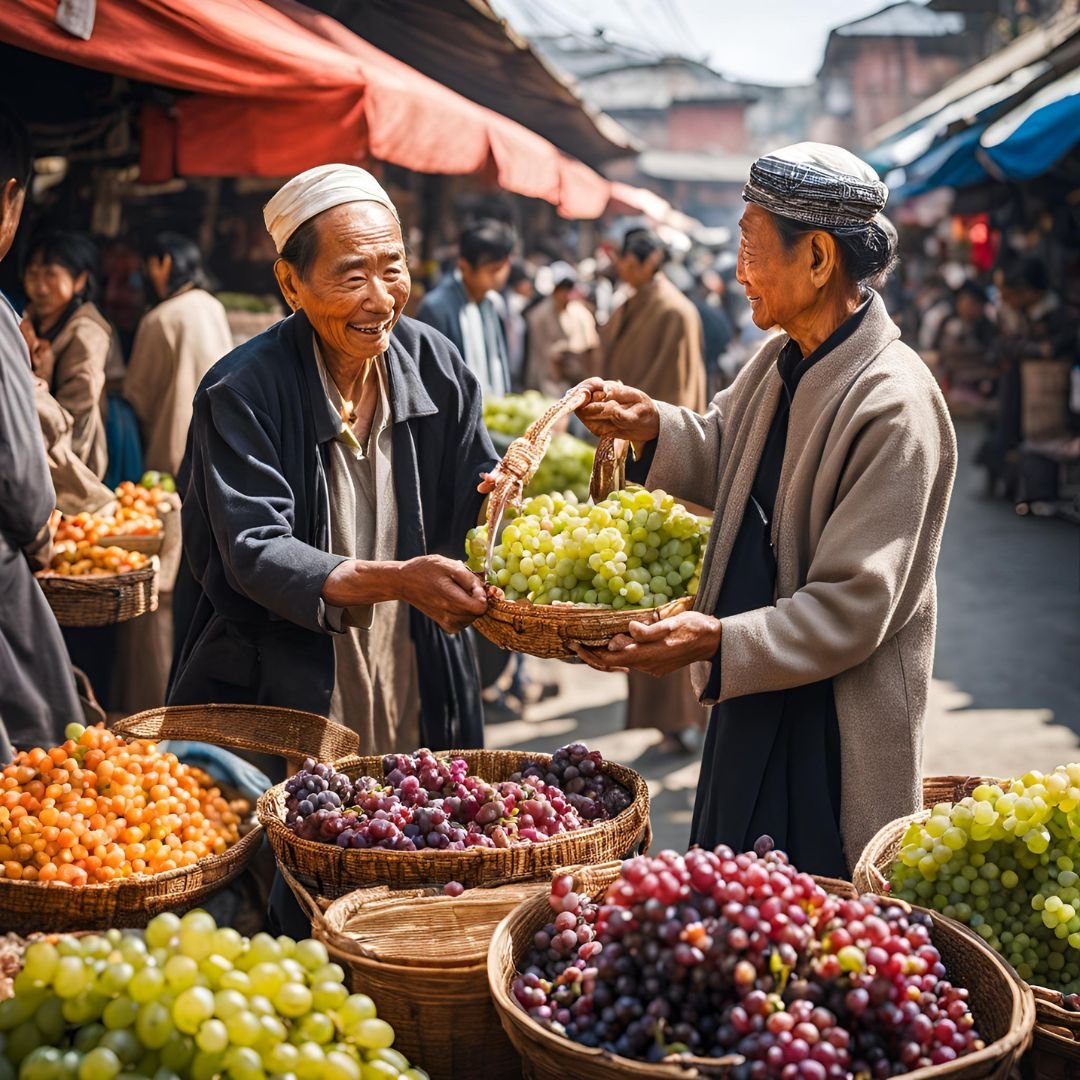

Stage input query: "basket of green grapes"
[
  {"left": 468, "top": 384, "right": 710, "bottom": 659},
  {"left": 854, "top": 766, "right": 1080, "bottom": 1061}
]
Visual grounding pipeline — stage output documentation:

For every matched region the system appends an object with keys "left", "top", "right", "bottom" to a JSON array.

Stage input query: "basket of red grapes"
[
  {"left": 257, "top": 743, "right": 649, "bottom": 897},
  {"left": 489, "top": 839, "right": 1035, "bottom": 1080}
]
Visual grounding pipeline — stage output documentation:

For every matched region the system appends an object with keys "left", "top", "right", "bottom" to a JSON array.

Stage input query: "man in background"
[
  {"left": 524, "top": 262, "right": 600, "bottom": 398},
  {"left": 416, "top": 219, "right": 515, "bottom": 398},
  {"left": 604, "top": 228, "right": 705, "bottom": 415},
  {"left": 603, "top": 227, "right": 707, "bottom": 754}
]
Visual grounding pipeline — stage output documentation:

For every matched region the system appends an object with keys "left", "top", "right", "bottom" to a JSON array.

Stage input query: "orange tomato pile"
[
  {"left": 0, "top": 723, "right": 245, "bottom": 886},
  {"left": 48, "top": 542, "right": 149, "bottom": 576}
]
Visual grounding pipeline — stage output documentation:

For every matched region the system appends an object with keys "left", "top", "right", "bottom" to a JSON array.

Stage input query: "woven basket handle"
[
  {"left": 483, "top": 383, "right": 594, "bottom": 537},
  {"left": 277, "top": 861, "right": 329, "bottom": 932},
  {"left": 111, "top": 705, "right": 359, "bottom": 768},
  {"left": 637, "top": 817, "right": 653, "bottom": 856}
]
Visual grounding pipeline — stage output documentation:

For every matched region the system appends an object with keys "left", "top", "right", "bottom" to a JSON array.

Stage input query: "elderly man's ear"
[{"left": 273, "top": 258, "right": 302, "bottom": 312}]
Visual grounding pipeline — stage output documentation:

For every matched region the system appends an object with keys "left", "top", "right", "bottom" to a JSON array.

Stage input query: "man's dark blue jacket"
[{"left": 167, "top": 310, "right": 497, "bottom": 749}]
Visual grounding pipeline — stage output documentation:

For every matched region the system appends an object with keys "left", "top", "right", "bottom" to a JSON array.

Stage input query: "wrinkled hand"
[
  {"left": 574, "top": 377, "right": 660, "bottom": 445},
  {"left": 400, "top": 554, "right": 489, "bottom": 634},
  {"left": 19, "top": 316, "right": 55, "bottom": 381},
  {"left": 571, "top": 610, "right": 721, "bottom": 678}
]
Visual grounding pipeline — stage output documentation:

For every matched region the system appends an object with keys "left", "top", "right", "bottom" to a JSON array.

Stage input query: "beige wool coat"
[
  {"left": 124, "top": 288, "right": 234, "bottom": 476},
  {"left": 641, "top": 291, "right": 957, "bottom": 868},
  {"left": 44, "top": 302, "right": 118, "bottom": 479}
]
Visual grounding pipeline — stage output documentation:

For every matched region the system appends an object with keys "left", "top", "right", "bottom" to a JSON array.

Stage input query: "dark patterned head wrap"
[{"left": 743, "top": 142, "right": 888, "bottom": 233}]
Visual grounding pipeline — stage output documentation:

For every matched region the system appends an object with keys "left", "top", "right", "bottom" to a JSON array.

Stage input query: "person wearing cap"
[
  {"left": 524, "top": 262, "right": 600, "bottom": 399},
  {"left": 572, "top": 144, "right": 957, "bottom": 876},
  {"left": 168, "top": 164, "right": 497, "bottom": 753}
]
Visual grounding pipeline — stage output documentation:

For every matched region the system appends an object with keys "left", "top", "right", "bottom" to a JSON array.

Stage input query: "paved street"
[{"left": 486, "top": 419, "right": 1080, "bottom": 854}]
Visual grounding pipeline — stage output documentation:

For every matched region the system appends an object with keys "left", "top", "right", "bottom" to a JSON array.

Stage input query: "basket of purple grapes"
[
  {"left": 488, "top": 842, "right": 1035, "bottom": 1080},
  {"left": 257, "top": 742, "right": 649, "bottom": 898}
]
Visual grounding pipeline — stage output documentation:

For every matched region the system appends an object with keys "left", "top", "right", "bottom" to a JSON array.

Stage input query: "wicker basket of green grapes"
[
  {"left": 855, "top": 766, "right": 1080, "bottom": 1055},
  {"left": 466, "top": 486, "right": 710, "bottom": 659}
]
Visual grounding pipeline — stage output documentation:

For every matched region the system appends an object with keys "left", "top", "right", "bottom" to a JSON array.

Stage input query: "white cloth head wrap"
[{"left": 264, "top": 164, "right": 400, "bottom": 254}]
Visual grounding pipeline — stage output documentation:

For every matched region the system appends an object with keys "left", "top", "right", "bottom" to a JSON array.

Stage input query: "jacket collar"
[
  {"left": 284, "top": 310, "right": 438, "bottom": 445},
  {"left": 787, "top": 290, "right": 899, "bottom": 403}
]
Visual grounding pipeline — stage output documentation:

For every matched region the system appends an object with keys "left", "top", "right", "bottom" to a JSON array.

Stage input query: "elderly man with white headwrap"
[
  {"left": 168, "top": 165, "right": 496, "bottom": 752},
  {"left": 571, "top": 144, "right": 957, "bottom": 877}
]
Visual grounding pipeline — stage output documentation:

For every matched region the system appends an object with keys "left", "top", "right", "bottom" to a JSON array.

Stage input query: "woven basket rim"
[
  {"left": 36, "top": 556, "right": 159, "bottom": 586},
  {"left": 0, "top": 820, "right": 263, "bottom": 899},
  {"left": 488, "top": 867, "right": 1035, "bottom": 1079},
  {"left": 257, "top": 749, "right": 645, "bottom": 867},
  {"left": 259, "top": 747, "right": 648, "bottom": 889},
  {"left": 483, "top": 593, "right": 692, "bottom": 624}
]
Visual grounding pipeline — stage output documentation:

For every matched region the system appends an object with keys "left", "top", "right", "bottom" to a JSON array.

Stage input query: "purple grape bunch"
[
  {"left": 512, "top": 741, "right": 633, "bottom": 821},
  {"left": 283, "top": 743, "right": 629, "bottom": 853}
]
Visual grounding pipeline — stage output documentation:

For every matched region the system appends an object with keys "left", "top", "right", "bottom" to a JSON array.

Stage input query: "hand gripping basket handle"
[{"left": 110, "top": 704, "right": 360, "bottom": 768}]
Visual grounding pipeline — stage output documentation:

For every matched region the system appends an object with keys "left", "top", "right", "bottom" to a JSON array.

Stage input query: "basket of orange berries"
[
  {"left": 54, "top": 472, "right": 176, "bottom": 557},
  {"left": 0, "top": 721, "right": 262, "bottom": 933},
  {"left": 36, "top": 545, "right": 158, "bottom": 627}
]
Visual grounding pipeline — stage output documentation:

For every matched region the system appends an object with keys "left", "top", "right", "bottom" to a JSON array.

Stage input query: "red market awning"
[{"left": 1, "top": 0, "right": 613, "bottom": 218}]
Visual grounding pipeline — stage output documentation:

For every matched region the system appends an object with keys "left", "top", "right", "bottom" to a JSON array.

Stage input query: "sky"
[{"left": 491, "top": 0, "right": 903, "bottom": 86}]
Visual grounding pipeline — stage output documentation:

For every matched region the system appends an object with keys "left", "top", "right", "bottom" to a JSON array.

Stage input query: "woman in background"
[
  {"left": 124, "top": 232, "right": 233, "bottom": 476},
  {"left": 22, "top": 231, "right": 120, "bottom": 479}
]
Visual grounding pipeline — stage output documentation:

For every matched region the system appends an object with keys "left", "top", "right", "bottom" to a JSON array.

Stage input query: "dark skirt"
[{"left": 690, "top": 680, "right": 846, "bottom": 878}]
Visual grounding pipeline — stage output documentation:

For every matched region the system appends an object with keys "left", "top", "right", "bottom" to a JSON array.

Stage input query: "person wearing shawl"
[
  {"left": 572, "top": 144, "right": 957, "bottom": 876},
  {"left": 168, "top": 164, "right": 496, "bottom": 754}
]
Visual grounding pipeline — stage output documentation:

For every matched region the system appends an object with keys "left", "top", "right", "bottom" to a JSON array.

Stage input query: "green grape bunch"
[
  {"left": 482, "top": 391, "right": 551, "bottom": 436},
  {"left": 0, "top": 909, "right": 429, "bottom": 1080},
  {"left": 466, "top": 488, "right": 709, "bottom": 609},
  {"left": 889, "top": 765, "right": 1080, "bottom": 993}
]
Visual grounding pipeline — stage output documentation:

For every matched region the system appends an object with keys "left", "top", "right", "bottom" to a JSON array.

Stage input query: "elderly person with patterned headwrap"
[
  {"left": 572, "top": 144, "right": 957, "bottom": 875},
  {"left": 168, "top": 164, "right": 496, "bottom": 753}
]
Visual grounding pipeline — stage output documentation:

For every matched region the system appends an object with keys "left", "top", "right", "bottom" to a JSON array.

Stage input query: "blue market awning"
[
  {"left": 865, "top": 61, "right": 1049, "bottom": 173},
  {"left": 980, "top": 66, "right": 1080, "bottom": 179},
  {"left": 886, "top": 125, "right": 989, "bottom": 202}
]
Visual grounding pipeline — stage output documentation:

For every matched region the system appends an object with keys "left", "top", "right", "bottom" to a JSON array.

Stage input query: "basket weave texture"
[
  {"left": 287, "top": 863, "right": 543, "bottom": 1080},
  {"left": 258, "top": 749, "right": 650, "bottom": 898},
  {"left": 476, "top": 594, "right": 693, "bottom": 659},
  {"left": 36, "top": 557, "right": 159, "bottom": 627},
  {"left": 113, "top": 703, "right": 360, "bottom": 769},
  {"left": 489, "top": 862, "right": 1034, "bottom": 1080},
  {"left": 854, "top": 774, "right": 1080, "bottom": 1062},
  {"left": 0, "top": 705, "right": 358, "bottom": 935},
  {"left": 472, "top": 385, "right": 697, "bottom": 659}
]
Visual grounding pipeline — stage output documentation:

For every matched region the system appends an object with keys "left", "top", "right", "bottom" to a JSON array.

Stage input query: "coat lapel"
[
  {"left": 698, "top": 353, "right": 784, "bottom": 615},
  {"left": 772, "top": 291, "right": 900, "bottom": 576}
]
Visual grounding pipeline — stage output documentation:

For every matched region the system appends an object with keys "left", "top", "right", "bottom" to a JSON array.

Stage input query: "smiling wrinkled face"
[
  {"left": 275, "top": 201, "right": 410, "bottom": 364},
  {"left": 735, "top": 203, "right": 820, "bottom": 333}
]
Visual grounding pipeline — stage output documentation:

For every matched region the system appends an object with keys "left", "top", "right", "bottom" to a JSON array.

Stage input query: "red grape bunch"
[{"left": 513, "top": 837, "right": 986, "bottom": 1079}]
